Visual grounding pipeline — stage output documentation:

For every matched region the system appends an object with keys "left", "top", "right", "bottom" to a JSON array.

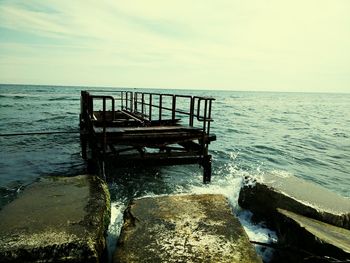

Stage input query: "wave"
[
  {"left": 0, "top": 94, "right": 27, "bottom": 99},
  {"left": 252, "top": 145, "right": 285, "bottom": 156},
  {"left": 0, "top": 104, "right": 14, "bottom": 108},
  {"left": 48, "top": 96, "right": 73, "bottom": 101},
  {"left": 295, "top": 156, "right": 328, "bottom": 167},
  {"left": 34, "top": 115, "right": 68, "bottom": 123},
  {"left": 268, "top": 117, "right": 288, "bottom": 123},
  {"left": 225, "top": 127, "right": 250, "bottom": 134},
  {"left": 333, "top": 132, "right": 348, "bottom": 138}
]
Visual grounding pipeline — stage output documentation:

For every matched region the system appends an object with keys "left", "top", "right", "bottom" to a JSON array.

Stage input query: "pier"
[{"left": 79, "top": 90, "right": 216, "bottom": 183}]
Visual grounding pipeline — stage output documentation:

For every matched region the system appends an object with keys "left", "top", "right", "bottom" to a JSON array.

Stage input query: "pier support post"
[
  {"left": 80, "top": 133, "right": 87, "bottom": 160},
  {"left": 203, "top": 155, "right": 212, "bottom": 184}
]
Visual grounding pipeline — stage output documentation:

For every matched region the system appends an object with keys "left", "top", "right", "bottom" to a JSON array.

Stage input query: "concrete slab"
[
  {"left": 114, "top": 194, "right": 262, "bottom": 263},
  {"left": 239, "top": 173, "right": 350, "bottom": 229},
  {"left": 277, "top": 208, "right": 350, "bottom": 260},
  {"left": 0, "top": 175, "right": 110, "bottom": 262}
]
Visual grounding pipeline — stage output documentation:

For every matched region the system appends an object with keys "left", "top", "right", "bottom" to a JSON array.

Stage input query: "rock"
[
  {"left": 114, "top": 194, "right": 262, "bottom": 263},
  {"left": 238, "top": 173, "right": 350, "bottom": 229},
  {"left": 277, "top": 208, "right": 350, "bottom": 261},
  {"left": 0, "top": 175, "right": 111, "bottom": 263}
]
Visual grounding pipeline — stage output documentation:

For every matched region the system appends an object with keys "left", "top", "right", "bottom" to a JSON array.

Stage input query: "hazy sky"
[{"left": 0, "top": 1, "right": 349, "bottom": 92}]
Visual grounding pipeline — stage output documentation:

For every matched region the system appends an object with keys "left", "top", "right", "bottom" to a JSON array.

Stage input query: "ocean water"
[{"left": 1, "top": 84, "right": 350, "bottom": 260}]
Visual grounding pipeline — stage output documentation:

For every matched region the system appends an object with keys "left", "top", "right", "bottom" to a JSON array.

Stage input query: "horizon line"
[{"left": 0, "top": 82, "right": 349, "bottom": 95}]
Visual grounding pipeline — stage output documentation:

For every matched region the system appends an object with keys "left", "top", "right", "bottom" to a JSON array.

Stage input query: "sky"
[{"left": 0, "top": 0, "right": 349, "bottom": 93}]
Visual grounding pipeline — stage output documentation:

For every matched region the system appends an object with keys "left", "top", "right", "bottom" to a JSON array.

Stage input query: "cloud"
[
  {"left": 0, "top": 0, "right": 349, "bottom": 92},
  {"left": 0, "top": 3, "right": 72, "bottom": 38}
]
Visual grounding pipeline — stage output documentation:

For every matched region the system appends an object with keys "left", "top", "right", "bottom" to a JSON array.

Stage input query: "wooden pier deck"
[{"left": 79, "top": 90, "right": 216, "bottom": 182}]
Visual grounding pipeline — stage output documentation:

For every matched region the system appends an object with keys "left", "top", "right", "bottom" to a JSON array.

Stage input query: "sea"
[{"left": 1, "top": 84, "right": 349, "bottom": 261}]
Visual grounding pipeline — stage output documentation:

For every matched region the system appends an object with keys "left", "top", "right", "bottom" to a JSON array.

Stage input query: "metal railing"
[
  {"left": 80, "top": 90, "right": 215, "bottom": 183},
  {"left": 81, "top": 90, "right": 214, "bottom": 135},
  {"left": 132, "top": 92, "right": 214, "bottom": 134}
]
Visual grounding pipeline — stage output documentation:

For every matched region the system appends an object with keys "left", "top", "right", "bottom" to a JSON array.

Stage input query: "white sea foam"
[
  {"left": 237, "top": 209, "right": 277, "bottom": 261},
  {"left": 106, "top": 158, "right": 278, "bottom": 262},
  {"left": 187, "top": 162, "right": 278, "bottom": 262},
  {"left": 106, "top": 201, "right": 126, "bottom": 263}
]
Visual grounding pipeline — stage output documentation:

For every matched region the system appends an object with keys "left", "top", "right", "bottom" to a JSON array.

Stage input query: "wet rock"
[
  {"left": 114, "top": 194, "right": 262, "bottom": 263},
  {"left": 238, "top": 173, "right": 350, "bottom": 229},
  {"left": 0, "top": 175, "right": 111, "bottom": 262},
  {"left": 277, "top": 208, "right": 350, "bottom": 261}
]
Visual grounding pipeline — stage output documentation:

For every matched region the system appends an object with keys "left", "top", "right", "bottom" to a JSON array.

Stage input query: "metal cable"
[{"left": 0, "top": 131, "right": 80, "bottom": 137}]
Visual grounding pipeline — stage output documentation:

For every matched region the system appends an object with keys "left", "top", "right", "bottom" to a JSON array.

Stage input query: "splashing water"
[
  {"left": 106, "top": 154, "right": 277, "bottom": 262},
  {"left": 106, "top": 202, "right": 126, "bottom": 262}
]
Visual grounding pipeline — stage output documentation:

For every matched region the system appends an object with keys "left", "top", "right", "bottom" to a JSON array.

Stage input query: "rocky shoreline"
[{"left": 0, "top": 173, "right": 349, "bottom": 262}]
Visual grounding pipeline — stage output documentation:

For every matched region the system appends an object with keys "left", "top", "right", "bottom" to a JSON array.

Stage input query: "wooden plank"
[
  {"left": 120, "top": 110, "right": 145, "bottom": 124},
  {"left": 91, "top": 129, "right": 209, "bottom": 147},
  {"left": 93, "top": 126, "right": 202, "bottom": 134},
  {"left": 100, "top": 133, "right": 203, "bottom": 144}
]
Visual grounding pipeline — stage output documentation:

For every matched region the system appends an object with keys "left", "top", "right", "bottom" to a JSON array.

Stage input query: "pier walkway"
[{"left": 79, "top": 90, "right": 216, "bottom": 182}]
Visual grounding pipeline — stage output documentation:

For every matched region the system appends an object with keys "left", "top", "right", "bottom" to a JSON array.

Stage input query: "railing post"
[
  {"left": 89, "top": 95, "right": 93, "bottom": 119},
  {"left": 111, "top": 96, "right": 115, "bottom": 121},
  {"left": 130, "top": 92, "right": 134, "bottom": 112},
  {"left": 80, "top": 91, "right": 84, "bottom": 119},
  {"left": 159, "top": 94, "right": 162, "bottom": 122},
  {"left": 126, "top": 92, "right": 129, "bottom": 110},
  {"left": 80, "top": 91, "right": 87, "bottom": 159},
  {"left": 203, "top": 100, "right": 208, "bottom": 134},
  {"left": 102, "top": 97, "right": 107, "bottom": 157},
  {"left": 134, "top": 93, "right": 138, "bottom": 112},
  {"left": 121, "top": 92, "right": 124, "bottom": 110},
  {"left": 190, "top": 97, "right": 194, "bottom": 127},
  {"left": 149, "top": 94, "right": 152, "bottom": 121},
  {"left": 172, "top": 96, "right": 176, "bottom": 124},
  {"left": 207, "top": 99, "right": 212, "bottom": 134},
  {"left": 102, "top": 98, "right": 107, "bottom": 181},
  {"left": 80, "top": 91, "right": 88, "bottom": 125}
]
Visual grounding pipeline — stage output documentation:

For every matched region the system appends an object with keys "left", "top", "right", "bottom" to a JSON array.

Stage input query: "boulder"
[
  {"left": 277, "top": 208, "right": 350, "bottom": 261},
  {"left": 114, "top": 194, "right": 262, "bottom": 263},
  {"left": 238, "top": 173, "right": 350, "bottom": 229},
  {"left": 0, "top": 175, "right": 111, "bottom": 262}
]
